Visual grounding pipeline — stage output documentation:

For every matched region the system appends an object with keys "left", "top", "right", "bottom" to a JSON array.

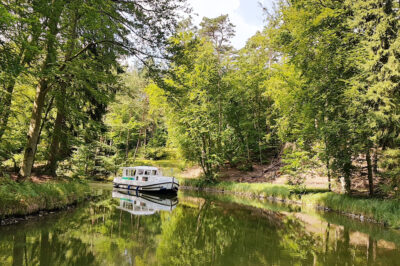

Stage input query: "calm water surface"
[{"left": 0, "top": 184, "right": 399, "bottom": 266}]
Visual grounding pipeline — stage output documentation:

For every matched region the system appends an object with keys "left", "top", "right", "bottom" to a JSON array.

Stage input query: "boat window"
[
  {"left": 138, "top": 169, "right": 144, "bottom": 175},
  {"left": 124, "top": 169, "right": 128, "bottom": 177},
  {"left": 136, "top": 176, "right": 138, "bottom": 180},
  {"left": 152, "top": 170, "right": 157, "bottom": 175},
  {"left": 130, "top": 169, "right": 135, "bottom": 176},
  {"left": 145, "top": 170, "right": 150, "bottom": 175},
  {"left": 142, "top": 177, "right": 148, "bottom": 181}
]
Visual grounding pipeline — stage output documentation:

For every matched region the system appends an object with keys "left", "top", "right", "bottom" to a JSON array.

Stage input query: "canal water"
[{"left": 0, "top": 184, "right": 399, "bottom": 265}]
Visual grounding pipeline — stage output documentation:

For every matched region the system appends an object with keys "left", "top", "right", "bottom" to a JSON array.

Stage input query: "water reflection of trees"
[
  {"left": 156, "top": 200, "right": 315, "bottom": 265},
  {"left": 0, "top": 227, "right": 96, "bottom": 265},
  {"left": 0, "top": 194, "right": 399, "bottom": 266}
]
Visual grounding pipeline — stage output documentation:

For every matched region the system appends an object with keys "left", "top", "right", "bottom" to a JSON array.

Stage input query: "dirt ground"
[
  {"left": 6, "top": 170, "right": 58, "bottom": 183},
  {"left": 180, "top": 158, "right": 384, "bottom": 194}
]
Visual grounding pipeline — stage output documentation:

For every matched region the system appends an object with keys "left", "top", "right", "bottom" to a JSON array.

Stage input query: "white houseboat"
[
  {"left": 113, "top": 166, "right": 179, "bottom": 192},
  {"left": 112, "top": 189, "right": 178, "bottom": 215}
]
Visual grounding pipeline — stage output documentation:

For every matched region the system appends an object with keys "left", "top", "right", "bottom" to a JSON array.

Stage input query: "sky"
[{"left": 187, "top": 0, "right": 274, "bottom": 49}]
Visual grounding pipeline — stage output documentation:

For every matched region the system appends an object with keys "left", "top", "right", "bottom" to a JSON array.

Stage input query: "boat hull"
[{"left": 113, "top": 180, "right": 179, "bottom": 193}]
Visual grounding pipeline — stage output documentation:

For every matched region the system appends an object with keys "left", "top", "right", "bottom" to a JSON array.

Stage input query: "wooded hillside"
[{"left": 1, "top": 0, "right": 400, "bottom": 197}]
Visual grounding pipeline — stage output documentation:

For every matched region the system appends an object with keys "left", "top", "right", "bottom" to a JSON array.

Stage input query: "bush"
[
  {"left": 380, "top": 148, "right": 400, "bottom": 197},
  {"left": 143, "top": 147, "right": 169, "bottom": 160}
]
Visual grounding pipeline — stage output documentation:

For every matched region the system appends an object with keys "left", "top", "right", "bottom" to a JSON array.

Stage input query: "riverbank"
[
  {"left": 180, "top": 179, "right": 400, "bottom": 228},
  {"left": 0, "top": 178, "right": 90, "bottom": 221}
]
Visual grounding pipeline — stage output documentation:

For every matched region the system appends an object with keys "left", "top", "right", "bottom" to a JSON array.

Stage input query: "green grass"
[
  {"left": 0, "top": 178, "right": 90, "bottom": 218},
  {"left": 302, "top": 192, "right": 400, "bottom": 228},
  {"left": 180, "top": 178, "right": 400, "bottom": 228},
  {"left": 180, "top": 179, "right": 328, "bottom": 199},
  {"left": 180, "top": 190, "right": 301, "bottom": 213}
]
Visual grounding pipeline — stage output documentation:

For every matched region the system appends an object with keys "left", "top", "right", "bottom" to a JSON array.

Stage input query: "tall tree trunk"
[
  {"left": 19, "top": 2, "right": 64, "bottom": 179},
  {"left": 45, "top": 7, "right": 80, "bottom": 176},
  {"left": 326, "top": 159, "right": 331, "bottom": 192},
  {"left": 20, "top": 81, "right": 48, "bottom": 178},
  {"left": 373, "top": 147, "right": 378, "bottom": 175},
  {"left": 343, "top": 161, "right": 352, "bottom": 195},
  {"left": 132, "top": 129, "right": 141, "bottom": 163},
  {"left": 46, "top": 108, "right": 64, "bottom": 176},
  {"left": 366, "top": 148, "right": 374, "bottom": 196}
]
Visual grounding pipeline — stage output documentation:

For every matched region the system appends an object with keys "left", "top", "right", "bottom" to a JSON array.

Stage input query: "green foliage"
[
  {"left": 281, "top": 142, "right": 322, "bottom": 187},
  {"left": 2, "top": 0, "right": 400, "bottom": 201},
  {"left": 0, "top": 178, "right": 89, "bottom": 217},
  {"left": 143, "top": 147, "right": 169, "bottom": 160},
  {"left": 180, "top": 179, "right": 328, "bottom": 199},
  {"left": 156, "top": 29, "right": 226, "bottom": 179},
  {"left": 0, "top": 0, "right": 185, "bottom": 179},
  {"left": 303, "top": 192, "right": 400, "bottom": 228},
  {"left": 379, "top": 148, "right": 400, "bottom": 196},
  {"left": 266, "top": 0, "right": 359, "bottom": 193},
  {"left": 150, "top": 15, "right": 280, "bottom": 180}
]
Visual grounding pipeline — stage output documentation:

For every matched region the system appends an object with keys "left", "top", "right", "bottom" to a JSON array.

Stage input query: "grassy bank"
[
  {"left": 0, "top": 178, "right": 90, "bottom": 218},
  {"left": 302, "top": 193, "right": 400, "bottom": 228},
  {"left": 180, "top": 178, "right": 400, "bottom": 228},
  {"left": 180, "top": 179, "right": 328, "bottom": 199}
]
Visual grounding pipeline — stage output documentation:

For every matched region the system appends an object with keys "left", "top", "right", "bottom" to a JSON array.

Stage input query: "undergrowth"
[
  {"left": 180, "top": 179, "right": 328, "bottom": 199},
  {"left": 180, "top": 178, "right": 400, "bottom": 228},
  {"left": 0, "top": 178, "right": 90, "bottom": 218},
  {"left": 302, "top": 193, "right": 400, "bottom": 228}
]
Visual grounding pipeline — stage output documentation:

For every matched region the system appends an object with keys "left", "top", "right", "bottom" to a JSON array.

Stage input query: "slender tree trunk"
[
  {"left": 327, "top": 159, "right": 331, "bottom": 192},
  {"left": 143, "top": 127, "right": 147, "bottom": 148},
  {"left": 132, "top": 132, "right": 141, "bottom": 162},
  {"left": 125, "top": 127, "right": 130, "bottom": 160},
  {"left": 373, "top": 147, "right": 378, "bottom": 175},
  {"left": 46, "top": 108, "right": 64, "bottom": 176},
  {"left": 20, "top": 81, "right": 48, "bottom": 178},
  {"left": 246, "top": 135, "right": 250, "bottom": 161},
  {"left": 366, "top": 148, "right": 374, "bottom": 196},
  {"left": 343, "top": 161, "right": 352, "bottom": 195},
  {"left": 0, "top": 81, "right": 16, "bottom": 141}
]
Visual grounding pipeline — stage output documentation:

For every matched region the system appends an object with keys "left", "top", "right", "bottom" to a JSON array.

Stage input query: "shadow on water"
[{"left": 0, "top": 185, "right": 399, "bottom": 265}]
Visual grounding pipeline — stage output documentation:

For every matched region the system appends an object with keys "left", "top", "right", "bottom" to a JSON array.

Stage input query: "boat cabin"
[{"left": 122, "top": 166, "right": 161, "bottom": 182}]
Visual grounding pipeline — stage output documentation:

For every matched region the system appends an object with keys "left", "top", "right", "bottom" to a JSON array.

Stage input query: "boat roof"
[{"left": 122, "top": 166, "right": 159, "bottom": 170}]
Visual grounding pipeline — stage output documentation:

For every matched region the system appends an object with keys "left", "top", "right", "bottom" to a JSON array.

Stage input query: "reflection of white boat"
[
  {"left": 112, "top": 189, "right": 178, "bottom": 216},
  {"left": 113, "top": 166, "right": 179, "bottom": 192}
]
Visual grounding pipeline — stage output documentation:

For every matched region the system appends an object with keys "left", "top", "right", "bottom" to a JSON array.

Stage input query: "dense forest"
[{"left": 1, "top": 0, "right": 400, "bottom": 197}]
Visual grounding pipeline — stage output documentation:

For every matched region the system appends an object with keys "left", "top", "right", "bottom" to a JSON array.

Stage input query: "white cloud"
[{"left": 187, "top": 0, "right": 263, "bottom": 49}]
